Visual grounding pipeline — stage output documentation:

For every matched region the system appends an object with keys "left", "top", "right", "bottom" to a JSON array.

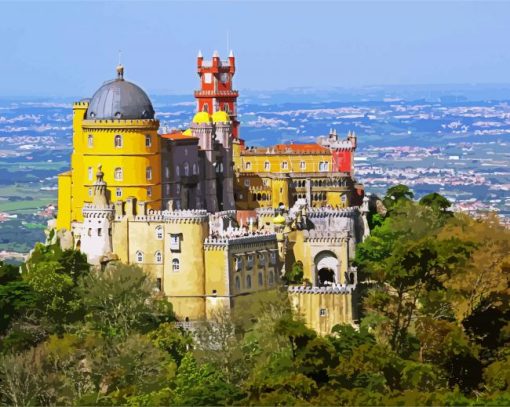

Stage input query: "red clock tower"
[{"left": 195, "top": 50, "right": 240, "bottom": 139}]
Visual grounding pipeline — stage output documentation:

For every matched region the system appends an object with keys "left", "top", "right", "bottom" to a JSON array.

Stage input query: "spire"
[
  {"left": 229, "top": 49, "right": 234, "bottom": 58},
  {"left": 93, "top": 165, "right": 109, "bottom": 208},
  {"left": 213, "top": 50, "right": 219, "bottom": 58},
  {"left": 197, "top": 50, "right": 203, "bottom": 58}
]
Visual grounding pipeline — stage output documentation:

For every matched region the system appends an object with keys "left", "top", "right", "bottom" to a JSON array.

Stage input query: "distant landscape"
[{"left": 1, "top": 84, "right": 509, "bottom": 258}]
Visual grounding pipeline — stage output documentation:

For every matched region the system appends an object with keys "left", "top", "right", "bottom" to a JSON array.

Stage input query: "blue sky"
[{"left": 1, "top": 1, "right": 509, "bottom": 97}]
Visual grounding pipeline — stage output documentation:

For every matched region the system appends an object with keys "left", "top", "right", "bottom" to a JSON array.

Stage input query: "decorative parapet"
[
  {"left": 204, "top": 233, "right": 277, "bottom": 250},
  {"left": 306, "top": 207, "right": 359, "bottom": 218},
  {"left": 256, "top": 207, "right": 276, "bottom": 217},
  {"left": 288, "top": 284, "right": 355, "bottom": 295},
  {"left": 305, "top": 229, "right": 350, "bottom": 242},
  {"left": 117, "top": 209, "right": 209, "bottom": 223},
  {"left": 82, "top": 119, "right": 159, "bottom": 129}
]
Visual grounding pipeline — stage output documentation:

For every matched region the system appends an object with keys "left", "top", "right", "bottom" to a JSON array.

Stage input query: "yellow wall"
[
  {"left": 237, "top": 153, "right": 331, "bottom": 174},
  {"left": 70, "top": 114, "right": 161, "bottom": 224},
  {"left": 56, "top": 172, "right": 72, "bottom": 230}
]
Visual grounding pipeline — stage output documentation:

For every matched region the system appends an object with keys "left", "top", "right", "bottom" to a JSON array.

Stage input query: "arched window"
[
  {"left": 87, "top": 134, "right": 93, "bottom": 147},
  {"left": 145, "top": 134, "right": 152, "bottom": 147},
  {"left": 114, "top": 167, "right": 123, "bottom": 181},
  {"left": 155, "top": 226, "right": 163, "bottom": 240},
  {"left": 192, "top": 163, "right": 198, "bottom": 175},
  {"left": 258, "top": 272, "right": 263, "bottom": 286},
  {"left": 165, "top": 167, "right": 170, "bottom": 179},
  {"left": 264, "top": 161, "right": 270, "bottom": 171},
  {"left": 147, "top": 186, "right": 152, "bottom": 197},
  {"left": 184, "top": 162, "right": 189, "bottom": 176},
  {"left": 268, "top": 271, "right": 274, "bottom": 286},
  {"left": 224, "top": 103, "right": 230, "bottom": 113},
  {"left": 114, "top": 135, "right": 123, "bottom": 148},
  {"left": 155, "top": 251, "right": 162, "bottom": 263},
  {"left": 146, "top": 167, "right": 152, "bottom": 180},
  {"left": 116, "top": 187, "right": 122, "bottom": 197},
  {"left": 172, "top": 258, "right": 180, "bottom": 272},
  {"left": 136, "top": 251, "right": 144, "bottom": 263},
  {"left": 245, "top": 162, "right": 252, "bottom": 170},
  {"left": 176, "top": 165, "right": 180, "bottom": 177},
  {"left": 88, "top": 166, "right": 93, "bottom": 181},
  {"left": 235, "top": 276, "right": 240, "bottom": 291},
  {"left": 246, "top": 275, "right": 252, "bottom": 289},
  {"left": 203, "top": 103, "right": 209, "bottom": 112}
]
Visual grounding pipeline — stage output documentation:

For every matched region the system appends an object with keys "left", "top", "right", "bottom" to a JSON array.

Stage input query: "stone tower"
[{"left": 80, "top": 166, "right": 114, "bottom": 265}]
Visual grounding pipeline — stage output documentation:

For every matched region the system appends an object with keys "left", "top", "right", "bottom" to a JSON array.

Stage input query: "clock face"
[{"left": 220, "top": 73, "right": 229, "bottom": 83}]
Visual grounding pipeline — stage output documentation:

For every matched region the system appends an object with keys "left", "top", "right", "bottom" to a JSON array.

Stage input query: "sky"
[{"left": 1, "top": 1, "right": 509, "bottom": 97}]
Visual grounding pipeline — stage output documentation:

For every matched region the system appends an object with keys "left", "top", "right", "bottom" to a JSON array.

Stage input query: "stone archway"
[{"left": 314, "top": 251, "right": 339, "bottom": 286}]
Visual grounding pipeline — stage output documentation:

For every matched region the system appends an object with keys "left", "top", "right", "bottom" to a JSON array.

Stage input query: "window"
[
  {"left": 319, "top": 161, "right": 329, "bottom": 172},
  {"left": 203, "top": 103, "right": 209, "bottom": 112},
  {"left": 155, "top": 251, "right": 162, "bottom": 263},
  {"left": 235, "top": 276, "right": 241, "bottom": 291},
  {"left": 145, "top": 134, "right": 152, "bottom": 147},
  {"left": 281, "top": 161, "right": 288, "bottom": 170},
  {"left": 176, "top": 165, "right": 180, "bottom": 177},
  {"left": 268, "top": 270, "right": 274, "bottom": 286},
  {"left": 193, "top": 163, "right": 198, "bottom": 175},
  {"left": 319, "top": 308, "right": 328, "bottom": 317},
  {"left": 204, "top": 73, "right": 212, "bottom": 84},
  {"left": 258, "top": 272, "right": 263, "bottom": 286},
  {"left": 264, "top": 161, "right": 270, "bottom": 171},
  {"left": 246, "top": 275, "right": 252, "bottom": 289},
  {"left": 165, "top": 184, "right": 170, "bottom": 195},
  {"left": 262, "top": 179, "right": 269, "bottom": 187},
  {"left": 88, "top": 166, "right": 93, "bottom": 181},
  {"left": 184, "top": 148, "right": 188, "bottom": 157},
  {"left": 341, "top": 194, "right": 347, "bottom": 203},
  {"left": 147, "top": 187, "right": 152, "bottom": 197},
  {"left": 87, "top": 134, "right": 93, "bottom": 147},
  {"left": 244, "top": 179, "right": 250, "bottom": 187},
  {"left": 170, "top": 234, "right": 181, "bottom": 251},
  {"left": 172, "top": 258, "right": 180, "bottom": 272},
  {"left": 156, "top": 278, "right": 162, "bottom": 291},
  {"left": 116, "top": 187, "right": 122, "bottom": 197},
  {"left": 224, "top": 103, "right": 230, "bottom": 113},
  {"left": 114, "top": 134, "right": 123, "bottom": 148},
  {"left": 88, "top": 188, "right": 93, "bottom": 197},
  {"left": 300, "top": 161, "right": 306, "bottom": 170},
  {"left": 136, "top": 251, "right": 144, "bottom": 263},
  {"left": 146, "top": 167, "right": 152, "bottom": 180},
  {"left": 114, "top": 167, "right": 123, "bottom": 181},
  {"left": 87, "top": 228, "right": 92, "bottom": 236},
  {"left": 97, "top": 228, "right": 102, "bottom": 236},
  {"left": 155, "top": 226, "right": 163, "bottom": 240},
  {"left": 245, "top": 162, "right": 252, "bottom": 170},
  {"left": 165, "top": 167, "right": 170, "bottom": 179},
  {"left": 258, "top": 253, "right": 266, "bottom": 266},
  {"left": 270, "top": 251, "right": 277, "bottom": 264},
  {"left": 246, "top": 254, "right": 254, "bottom": 269},
  {"left": 184, "top": 162, "right": 189, "bottom": 176},
  {"left": 235, "top": 257, "right": 243, "bottom": 271}
]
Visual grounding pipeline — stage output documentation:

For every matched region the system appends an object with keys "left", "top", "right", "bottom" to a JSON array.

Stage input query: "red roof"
[{"left": 160, "top": 131, "right": 197, "bottom": 141}]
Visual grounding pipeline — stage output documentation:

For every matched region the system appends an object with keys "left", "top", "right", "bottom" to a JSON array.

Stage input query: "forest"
[{"left": 0, "top": 185, "right": 509, "bottom": 406}]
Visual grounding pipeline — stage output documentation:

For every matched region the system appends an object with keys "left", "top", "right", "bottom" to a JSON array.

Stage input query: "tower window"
[
  {"left": 203, "top": 103, "right": 209, "bottom": 112},
  {"left": 116, "top": 187, "right": 122, "bottom": 197},
  {"left": 146, "top": 167, "right": 152, "bottom": 180},
  {"left": 172, "top": 258, "right": 180, "bottom": 272},
  {"left": 147, "top": 187, "right": 152, "bottom": 197},
  {"left": 87, "top": 135, "right": 93, "bottom": 147},
  {"left": 155, "top": 251, "right": 162, "bottom": 263},
  {"left": 88, "top": 188, "right": 93, "bottom": 197},
  {"left": 204, "top": 73, "right": 212, "bottom": 84},
  {"left": 114, "top": 135, "right": 123, "bottom": 148},
  {"left": 88, "top": 166, "right": 93, "bottom": 181},
  {"left": 245, "top": 162, "right": 252, "bottom": 170},
  {"left": 114, "top": 167, "right": 123, "bottom": 181},
  {"left": 223, "top": 103, "right": 229, "bottom": 113},
  {"left": 145, "top": 134, "right": 152, "bottom": 147},
  {"left": 136, "top": 251, "right": 144, "bottom": 263},
  {"left": 264, "top": 161, "right": 270, "bottom": 171},
  {"left": 155, "top": 226, "right": 163, "bottom": 240}
]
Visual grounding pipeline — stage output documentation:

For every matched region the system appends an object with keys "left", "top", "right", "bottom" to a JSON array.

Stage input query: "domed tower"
[{"left": 63, "top": 65, "right": 161, "bottom": 228}]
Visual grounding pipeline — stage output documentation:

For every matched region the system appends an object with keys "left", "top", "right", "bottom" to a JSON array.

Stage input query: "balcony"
[{"left": 194, "top": 90, "right": 239, "bottom": 98}]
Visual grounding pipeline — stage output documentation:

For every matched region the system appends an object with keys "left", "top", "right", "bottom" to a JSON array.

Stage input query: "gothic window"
[
  {"left": 235, "top": 276, "right": 241, "bottom": 291},
  {"left": 155, "top": 226, "right": 163, "bottom": 240},
  {"left": 145, "top": 134, "right": 152, "bottom": 147},
  {"left": 246, "top": 275, "right": 252, "bottom": 289},
  {"left": 146, "top": 167, "right": 152, "bottom": 180},
  {"left": 184, "top": 162, "right": 189, "bottom": 176},
  {"left": 114, "top": 134, "right": 123, "bottom": 148},
  {"left": 155, "top": 251, "right": 162, "bottom": 263},
  {"left": 116, "top": 188, "right": 122, "bottom": 197},
  {"left": 258, "top": 272, "right": 263, "bottom": 286},
  {"left": 88, "top": 166, "right": 93, "bottom": 181},
  {"left": 268, "top": 270, "right": 274, "bottom": 286},
  {"left": 264, "top": 161, "right": 270, "bottom": 171},
  {"left": 87, "top": 134, "right": 93, "bottom": 147},
  {"left": 136, "top": 251, "right": 144, "bottom": 263},
  {"left": 114, "top": 167, "right": 123, "bottom": 181},
  {"left": 172, "top": 258, "right": 180, "bottom": 272}
]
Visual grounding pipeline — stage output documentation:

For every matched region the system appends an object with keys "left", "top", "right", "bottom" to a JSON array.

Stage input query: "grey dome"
[{"left": 86, "top": 69, "right": 155, "bottom": 120}]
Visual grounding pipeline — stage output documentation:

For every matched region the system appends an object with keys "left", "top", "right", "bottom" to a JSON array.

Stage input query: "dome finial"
[{"left": 116, "top": 64, "right": 124, "bottom": 80}]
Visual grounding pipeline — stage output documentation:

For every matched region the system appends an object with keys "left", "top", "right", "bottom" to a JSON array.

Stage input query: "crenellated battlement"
[
  {"left": 82, "top": 119, "right": 159, "bottom": 129},
  {"left": 288, "top": 284, "right": 355, "bottom": 295},
  {"left": 306, "top": 207, "right": 359, "bottom": 218},
  {"left": 204, "top": 232, "right": 277, "bottom": 250}
]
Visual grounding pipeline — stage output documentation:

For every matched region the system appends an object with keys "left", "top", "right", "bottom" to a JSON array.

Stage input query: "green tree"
[
  {"left": 419, "top": 192, "right": 452, "bottom": 213},
  {"left": 383, "top": 184, "right": 414, "bottom": 211},
  {"left": 283, "top": 261, "right": 304, "bottom": 285}
]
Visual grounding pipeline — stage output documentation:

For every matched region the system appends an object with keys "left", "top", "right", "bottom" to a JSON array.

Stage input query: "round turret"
[
  {"left": 211, "top": 110, "right": 230, "bottom": 123},
  {"left": 192, "top": 111, "right": 212, "bottom": 124}
]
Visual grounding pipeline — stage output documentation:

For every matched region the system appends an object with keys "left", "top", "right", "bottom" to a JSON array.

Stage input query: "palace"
[{"left": 53, "top": 51, "right": 369, "bottom": 335}]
